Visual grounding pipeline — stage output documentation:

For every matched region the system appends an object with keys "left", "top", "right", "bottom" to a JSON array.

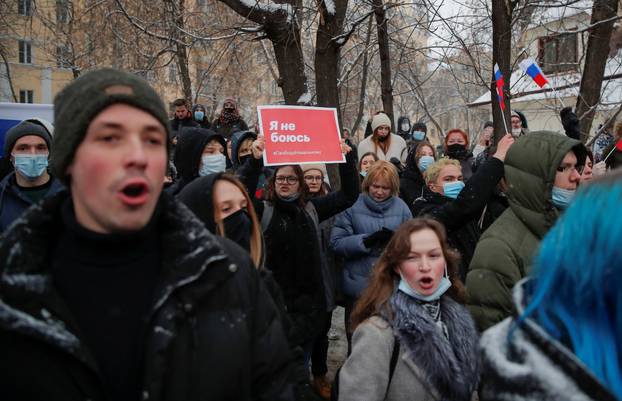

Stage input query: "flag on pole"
[
  {"left": 494, "top": 63, "right": 506, "bottom": 110},
  {"left": 519, "top": 58, "right": 549, "bottom": 88}
]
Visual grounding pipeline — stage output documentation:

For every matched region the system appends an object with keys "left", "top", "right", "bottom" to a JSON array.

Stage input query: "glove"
[
  {"left": 363, "top": 227, "right": 394, "bottom": 249},
  {"left": 560, "top": 107, "right": 580, "bottom": 140}
]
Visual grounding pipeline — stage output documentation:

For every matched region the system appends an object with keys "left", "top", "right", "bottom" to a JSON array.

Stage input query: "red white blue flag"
[
  {"left": 494, "top": 63, "right": 506, "bottom": 110},
  {"left": 519, "top": 58, "right": 549, "bottom": 88}
]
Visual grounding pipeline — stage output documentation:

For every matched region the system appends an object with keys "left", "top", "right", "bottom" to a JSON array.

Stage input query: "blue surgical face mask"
[
  {"left": 194, "top": 111, "right": 205, "bottom": 121},
  {"left": 417, "top": 155, "right": 434, "bottom": 172},
  {"left": 199, "top": 153, "right": 226, "bottom": 176},
  {"left": 360, "top": 170, "right": 368, "bottom": 178},
  {"left": 551, "top": 186, "right": 575, "bottom": 210},
  {"left": 412, "top": 131, "right": 425, "bottom": 141},
  {"left": 398, "top": 267, "right": 452, "bottom": 302},
  {"left": 13, "top": 154, "right": 48, "bottom": 180},
  {"left": 442, "top": 180, "right": 465, "bottom": 199}
]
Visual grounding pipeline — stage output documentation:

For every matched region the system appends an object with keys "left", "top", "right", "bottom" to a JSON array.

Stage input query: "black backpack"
[{"left": 331, "top": 338, "right": 401, "bottom": 401}]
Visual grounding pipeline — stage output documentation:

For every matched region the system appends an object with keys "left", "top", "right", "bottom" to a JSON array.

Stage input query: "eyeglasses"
[
  {"left": 304, "top": 175, "right": 323, "bottom": 182},
  {"left": 275, "top": 176, "right": 299, "bottom": 184},
  {"left": 556, "top": 164, "right": 584, "bottom": 175}
]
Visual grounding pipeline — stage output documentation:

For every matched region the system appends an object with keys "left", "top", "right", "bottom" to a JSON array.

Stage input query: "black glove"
[
  {"left": 560, "top": 107, "right": 581, "bottom": 140},
  {"left": 363, "top": 227, "right": 394, "bottom": 249}
]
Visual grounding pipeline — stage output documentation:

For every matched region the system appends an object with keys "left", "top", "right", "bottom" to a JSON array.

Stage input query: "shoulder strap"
[{"left": 386, "top": 337, "right": 401, "bottom": 396}]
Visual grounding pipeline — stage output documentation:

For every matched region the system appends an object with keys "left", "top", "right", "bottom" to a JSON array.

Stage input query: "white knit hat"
[
  {"left": 301, "top": 163, "right": 327, "bottom": 177},
  {"left": 371, "top": 113, "right": 392, "bottom": 132}
]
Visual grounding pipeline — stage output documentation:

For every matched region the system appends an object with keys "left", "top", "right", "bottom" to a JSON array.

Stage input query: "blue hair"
[{"left": 518, "top": 176, "right": 622, "bottom": 399}]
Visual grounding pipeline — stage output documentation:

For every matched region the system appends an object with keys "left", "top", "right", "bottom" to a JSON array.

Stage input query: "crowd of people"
[{"left": 0, "top": 68, "right": 620, "bottom": 401}]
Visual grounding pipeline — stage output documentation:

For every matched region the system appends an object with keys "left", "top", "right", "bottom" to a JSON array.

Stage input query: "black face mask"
[
  {"left": 446, "top": 143, "right": 467, "bottom": 159},
  {"left": 377, "top": 134, "right": 389, "bottom": 142},
  {"left": 223, "top": 209, "right": 252, "bottom": 252},
  {"left": 238, "top": 154, "right": 251, "bottom": 166}
]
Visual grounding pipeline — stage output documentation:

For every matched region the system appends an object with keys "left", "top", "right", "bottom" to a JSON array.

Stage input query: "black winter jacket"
[
  {"left": 412, "top": 157, "right": 505, "bottom": 279},
  {"left": 0, "top": 191, "right": 295, "bottom": 401}
]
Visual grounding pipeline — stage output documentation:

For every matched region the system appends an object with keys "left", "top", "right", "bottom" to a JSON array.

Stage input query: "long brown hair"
[
  {"left": 266, "top": 164, "right": 307, "bottom": 207},
  {"left": 372, "top": 127, "right": 392, "bottom": 155},
  {"left": 350, "top": 218, "right": 467, "bottom": 330},
  {"left": 214, "top": 174, "right": 263, "bottom": 268}
]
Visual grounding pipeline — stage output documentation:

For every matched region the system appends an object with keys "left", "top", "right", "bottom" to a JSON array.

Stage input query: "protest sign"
[{"left": 257, "top": 105, "right": 344, "bottom": 166}]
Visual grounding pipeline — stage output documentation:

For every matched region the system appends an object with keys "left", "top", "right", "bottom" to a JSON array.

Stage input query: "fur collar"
[{"left": 389, "top": 291, "right": 480, "bottom": 401}]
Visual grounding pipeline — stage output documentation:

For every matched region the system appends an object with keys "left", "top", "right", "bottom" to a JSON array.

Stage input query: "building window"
[
  {"left": 56, "top": 0, "right": 70, "bottom": 23},
  {"left": 18, "top": 0, "right": 33, "bottom": 16},
  {"left": 18, "top": 40, "right": 32, "bottom": 64},
  {"left": 168, "top": 63, "right": 177, "bottom": 82},
  {"left": 19, "top": 90, "right": 34, "bottom": 103},
  {"left": 271, "top": 80, "right": 278, "bottom": 96},
  {"left": 56, "top": 45, "right": 72, "bottom": 68},
  {"left": 538, "top": 32, "right": 578, "bottom": 74}
]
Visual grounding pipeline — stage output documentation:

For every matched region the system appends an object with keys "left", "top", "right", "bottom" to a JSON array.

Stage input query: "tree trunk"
[
  {"left": 350, "top": 17, "right": 374, "bottom": 137},
  {"left": 491, "top": 0, "right": 513, "bottom": 144},
  {"left": 218, "top": 0, "right": 307, "bottom": 104},
  {"left": 314, "top": 0, "right": 348, "bottom": 190},
  {"left": 372, "top": 0, "right": 394, "bottom": 129},
  {"left": 575, "top": 0, "right": 619, "bottom": 143}
]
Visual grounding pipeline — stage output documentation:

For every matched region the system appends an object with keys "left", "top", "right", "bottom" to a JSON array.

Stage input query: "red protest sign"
[{"left": 257, "top": 105, "right": 345, "bottom": 166}]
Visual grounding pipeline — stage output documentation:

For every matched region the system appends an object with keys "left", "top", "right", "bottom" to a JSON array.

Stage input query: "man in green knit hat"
[{"left": 0, "top": 68, "right": 294, "bottom": 401}]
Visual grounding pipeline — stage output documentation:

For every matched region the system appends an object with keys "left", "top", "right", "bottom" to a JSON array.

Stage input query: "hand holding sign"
[{"left": 252, "top": 134, "right": 265, "bottom": 160}]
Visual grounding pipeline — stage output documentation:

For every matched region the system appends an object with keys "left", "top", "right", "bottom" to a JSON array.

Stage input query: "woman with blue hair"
[{"left": 479, "top": 171, "right": 622, "bottom": 401}]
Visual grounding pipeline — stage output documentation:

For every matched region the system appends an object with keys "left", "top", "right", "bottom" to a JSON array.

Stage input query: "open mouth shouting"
[
  {"left": 118, "top": 179, "right": 150, "bottom": 207},
  {"left": 419, "top": 276, "right": 435, "bottom": 291}
]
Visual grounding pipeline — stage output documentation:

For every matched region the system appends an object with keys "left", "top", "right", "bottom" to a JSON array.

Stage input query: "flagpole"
[
  {"left": 548, "top": 83, "right": 566, "bottom": 108},
  {"left": 499, "top": 102, "right": 510, "bottom": 135}
]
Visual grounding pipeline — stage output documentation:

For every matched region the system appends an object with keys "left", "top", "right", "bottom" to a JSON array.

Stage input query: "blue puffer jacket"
[
  {"left": 330, "top": 193, "right": 412, "bottom": 298},
  {"left": 0, "top": 172, "right": 64, "bottom": 232}
]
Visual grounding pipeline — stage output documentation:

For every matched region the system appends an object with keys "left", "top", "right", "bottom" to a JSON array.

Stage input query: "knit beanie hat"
[
  {"left": 51, "top": 68, "right": 170, "bottom": 185},
  {"left": 371, "top": 113, "right": 392, "bottom": 133},
  {"left": 4, "top": 121, "right": 52, "bottom": 155},
  {"left": 301, "top": 163, "right": 327, "bottom": 177}
]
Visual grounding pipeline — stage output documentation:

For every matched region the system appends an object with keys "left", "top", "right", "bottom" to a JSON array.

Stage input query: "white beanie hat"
[
  {"left": 301, "top": 163, "right": 327, "bottom": 177},
  {"left": 371, "top": 113, "right": 392, "bottom": 133}
]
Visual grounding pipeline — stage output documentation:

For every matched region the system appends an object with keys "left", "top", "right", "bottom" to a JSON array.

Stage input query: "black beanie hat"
[
  {"left": 51, "top": 68, "right": 170, "bottom": 185},
  {"left": 4, "top": 121, "right": 52, "bottom": 155}
]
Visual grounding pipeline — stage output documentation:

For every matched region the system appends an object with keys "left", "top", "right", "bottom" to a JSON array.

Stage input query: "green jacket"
[{"left": 466, "top": 132, "right": 585, "bottom": 331}]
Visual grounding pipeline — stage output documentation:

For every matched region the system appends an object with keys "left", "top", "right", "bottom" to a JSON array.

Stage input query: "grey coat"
[{"left": 338, "top": 293, "right": 479, "bottom": 401}]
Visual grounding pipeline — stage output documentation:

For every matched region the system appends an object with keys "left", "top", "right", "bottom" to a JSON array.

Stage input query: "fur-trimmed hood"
[{"left": 479, "top": 280, "right": 618, "bottom": 401}]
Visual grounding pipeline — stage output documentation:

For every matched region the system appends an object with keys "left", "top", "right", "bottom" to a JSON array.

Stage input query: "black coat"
[
  {"left": 170, "top": 117, "right": 198, "bottom": 131},
  {"left": 212, "top": 118, "right": 249, "bottom": 140},
  {"left": 412, "top": 157, "right": 504, "bottom": 280},
  {"left": 237, "top": 152, "right": 359, "bottom": 346},
  {"left": 0, "top": 192, "right": 295, "bottom": 401}
]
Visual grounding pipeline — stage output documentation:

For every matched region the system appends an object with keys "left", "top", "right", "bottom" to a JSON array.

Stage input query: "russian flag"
[
  {"left": 519, "top": 58, "right": 549, "bottom": 88},
  {"left": 494, "top": 63, "right": 506, "bottom": 110}
]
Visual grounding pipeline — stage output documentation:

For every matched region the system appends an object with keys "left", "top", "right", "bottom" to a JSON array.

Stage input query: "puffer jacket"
[
  {"left": 466, "top": 132, "right": 587, "bottom": 332},
  {"left": 330, "top": 194, "right": 412, "bottom": 298},
  {"left": 0, "top": 171, "right": 64, "bottom": 232},
  {"left": 479, "top": 279, "right": 618, "bottom": 401},
  {"left": 0, "top": 191, "right": 295, "bottom": 401}
]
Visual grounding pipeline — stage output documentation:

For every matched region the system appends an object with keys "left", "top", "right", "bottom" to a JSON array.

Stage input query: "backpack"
[{"left": 330, "top": 338, "right": 401, "bottom": 401}]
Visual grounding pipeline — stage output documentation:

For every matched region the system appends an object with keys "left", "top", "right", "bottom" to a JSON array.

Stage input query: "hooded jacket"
[
  {"left": 0, "top": 171, "right": 64, "bottom": 232},
  {"left": 229, "top": 130, "right": 257, "bottom": 171},
  {"left": 479, "top": 279, "right": 617, "bottom": 401},
  {"left": 398, "top": 147, "right": 430, "bottom": 212},
  {"left": 396, "top": 116, "right": 411, "bottom": 142},
  {"left": 0, "top": 191, "right": 295, "bottom": 401},
  {"left": 191, "top": 104, "right": 211, "bottom": 129},
  {"left": 169, "top": 128, "right": 225, "bottom": 194},
  {"left": 330, "top": 194, "right": 412, "bottom": 298},
  {"left": 466, "top": 132, "right": 587, "bottom": 332}
]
